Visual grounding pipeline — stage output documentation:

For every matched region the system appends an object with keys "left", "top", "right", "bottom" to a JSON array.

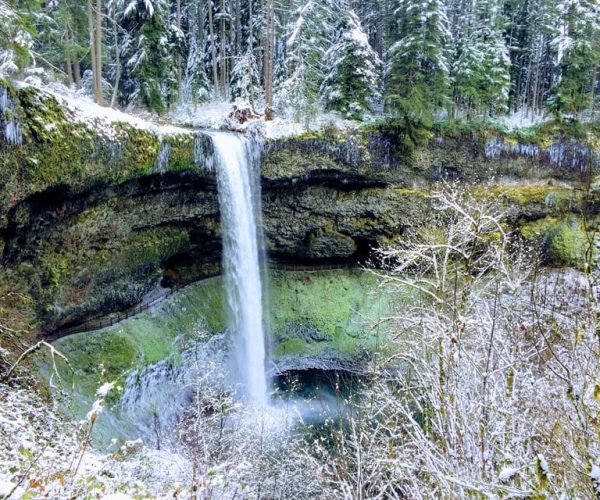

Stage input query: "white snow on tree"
[
  {"left": 549, "top": 0, "right": 600, "bottom": 116},
  {"left": 230, "top": 50, "right": 261, "bottom": 105},
  {"left": 386, "top": 0, "right": 452, "bottom": 117},
  {"left": 0, "top": 0, "right": 33, "bottom": 77},
  {"left": 120, "top": 0, "right": 178, "bottom": 113},
  {"left": 181, "top": 1, "right": 210, "bottom": 105},
  {"left": 591, "top": 463, "right": 600, "bottom": 496},
  {"left": 276, "top": 0, "right": 337, "bottom": 121},
  {"left": 320, "top": 10, "right": 382, "bottom": 120},
  {"left": 452, "top": 0, "right": 511, "bottom": 116}
]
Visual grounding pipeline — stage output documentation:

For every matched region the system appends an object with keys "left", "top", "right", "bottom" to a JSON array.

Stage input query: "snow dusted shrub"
[
  {"left": 173, "top": 364, "right": 325, "bottom": 498},
  {"left": 303, "top": 187, "right": 600, "bottom": 497}
]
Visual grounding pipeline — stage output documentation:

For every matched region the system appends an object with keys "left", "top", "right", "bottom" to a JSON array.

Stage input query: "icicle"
[
  {"left": 548, "top": 141, "right": 566, "bottom": 168},
  {"left": 154, "top": 141, "right": 171, "bottom": 173},
  {"left": 510, "top": 142, "right": 540, "bottom": 157},
  {"left": 548, "top": 140, "right": 592, "bottom": 172},
  {"left": 194, "top": 134, "right": 215, "bottom": 173},
  {"left": 0, "top": 86, "right": 23, "bottom": 147},
  {"left": 484, "top": 138, "right": 505, "bottom": 159}
]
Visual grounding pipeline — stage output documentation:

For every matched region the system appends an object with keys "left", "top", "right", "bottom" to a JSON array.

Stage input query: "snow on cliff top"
[
  {"left": 18, "top": 80, "right": 359, "bottom": 140},
  {"left": 169, "top": 100, "right": 359, "bottom": 139},
  {"left": 18, "top": 81, "right": 192, "bottom": 139}
]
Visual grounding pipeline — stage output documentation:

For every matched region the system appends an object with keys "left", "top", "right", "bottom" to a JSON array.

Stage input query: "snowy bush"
[{"left": 300, "top": 188, "right": 600, "bottom": 497}]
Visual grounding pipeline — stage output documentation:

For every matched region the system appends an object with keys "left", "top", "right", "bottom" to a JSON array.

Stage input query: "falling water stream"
[{"left": 209, "top": 132, "right": 268, "bottom": 406}]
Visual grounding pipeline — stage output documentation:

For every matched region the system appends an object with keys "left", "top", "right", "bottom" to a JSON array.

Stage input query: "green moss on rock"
[
  {"left": 544, "top": 219, "right": 589, "bottom": 269},
  {"left": 520, "top": 216, "right": 591, "bottom": 269},
  {"left": 305, "top": 227, "right": 357, "bottom": 259},
  {"left": 1, "top": 85, "right": 201, "bottom": 218}
]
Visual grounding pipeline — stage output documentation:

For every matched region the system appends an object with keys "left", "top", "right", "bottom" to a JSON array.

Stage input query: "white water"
[{"left": 210, "top": 132, "right": 268, "bottom": 406}]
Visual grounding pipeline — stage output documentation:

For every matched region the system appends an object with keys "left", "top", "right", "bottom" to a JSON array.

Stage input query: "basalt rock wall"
[{"left": 0, "top": 82, "right": 597, "bottom": 335}]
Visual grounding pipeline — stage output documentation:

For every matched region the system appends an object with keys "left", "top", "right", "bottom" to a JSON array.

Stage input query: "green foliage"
[
  {"left": 320, "top": 10, "right": 381, "bottom": 119},
  {"left": 368, "top": 113, "right": 433, "bottom": 161},
  {"left": 520, "top": 215, "right": 590, "bottom": 269},
  {"left": 0, "top": 0, "right": 37, "bottom": 76},
  {"left": 452, "top": 3, "right": 511, "bottom": 117},
  {"left": 385, "top": 0, "right": 451, "bottom": 118},
  {"left": 543, "top": 218, "right": 588, "bottom": 269},
  {"left": 120, "top": 0, "right": 177, "bottom": 113},
  {"left": 277, "top": 0, "right": 341, "bottom": 120},
  {"left": 547, "top": 0, "right": 600, "bottom": 117}
]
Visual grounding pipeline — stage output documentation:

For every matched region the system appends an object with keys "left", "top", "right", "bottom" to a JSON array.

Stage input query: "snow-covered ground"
[
  {"left": 495, "top": 108, "right": 550, "bottom": 130},
  {"left": 16, "top": 80, "right": 559, "bottom": 142},
  {"left": 169, "top": 99, "right": 361, "bottom": 139},
  {"left": 0, "top": 380, "right": 191, "bottom": 499},
  {"left": 21, "top": 79, "right": 362, "bottom": 140},
  {"left": 19, "top": 80, "right": 192, "bottom": 140}
]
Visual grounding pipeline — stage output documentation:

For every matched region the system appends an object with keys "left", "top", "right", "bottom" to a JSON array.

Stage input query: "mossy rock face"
[
  {"left": 1, "top": 169, "right": 221, "bottom": 330},
  {"left": 41, "top": 269, "right": 407, "bottom": 379},
  {"left": 1, "top": 81, "right": 598, "bottom": 340},
  {"left": 305, "top": 228, "right": 357, "bottom": 259},
  {"left": 544, "top": 219, "right": 589, "bottom": 269},
  {"left": 34, "top": 275, "right": 226, "bottom": 443},
  {"left": 267, "top": 269, "right": 415, "bottom": 362},
  {"left": 520, "top": 216, "right": 594, "bottom": 269},
  {"left": 34, "top": 269, "right": 411, "bottom": 445},
  {"left": 262, "top": 186, "right": 430, "bottom": 260},
  {"left": 264, "top": 122, "right": 600, "bottom": 188},
  {"left": 0, "top": 82, "right": 207, "bottom": 220}
]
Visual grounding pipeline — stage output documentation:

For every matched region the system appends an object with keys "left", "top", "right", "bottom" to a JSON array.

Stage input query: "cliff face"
[{"left": 0, "top": 83, "right": 597, "bottom": 335}]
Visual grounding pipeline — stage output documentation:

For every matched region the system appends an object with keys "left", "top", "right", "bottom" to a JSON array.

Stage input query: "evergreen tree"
[
  {"left": 230, "top": 0, "right": 262, "bottom": 105},
  {"left": 320, "top": 10, "right": 382, "bottom": 119},
  {"left": 452, "top": 0, "right": 511, "bottom": 116},
  {"left": 386, "top": 0, "right": 452, "bottom": 118},
  {"left": 121, "top": 0, "right": 175, "bottom": 113},
  {"left": 230, "top": 50, "right": 261, "bottom": 104},
  {"left": 0, "top": 0, "right": 35, "bottom": 77},
  {"left": 504, "top": 0, "right": 560, "bottom": 112},
  {"left": 548, "top": 0, "right": 600, "bottom": 117},
  {"left": 276, "top": 0, "right": 337, "bottom": 119},
  {"left": 181, "top": 0, "right": 210, "bottom": 104}
]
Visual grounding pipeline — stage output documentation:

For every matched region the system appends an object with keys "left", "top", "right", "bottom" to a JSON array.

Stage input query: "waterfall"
[{"left": 209, "top": 132, "right": 268, "bottom": 406}]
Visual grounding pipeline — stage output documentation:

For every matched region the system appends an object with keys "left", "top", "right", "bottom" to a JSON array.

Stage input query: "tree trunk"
[
  {"left": 110, "top": 3, "right": 121, "bottom": 108},
  {"left": 220, "top": 0, "right": 227, "bottom": 99},
  {"left": 208, "top": 1, "right": 219, "bottom": 96},
  {"left": 87, "top": 0, "right": 99, "bottom": 101},
  {"left": 176, "top": 0, "right": 182, "bottom": 99},
  {"left": 264, "top": 0, "right": 274, "bottom": 119},
  {"left": 248, "top": 0, "right": 255, "bottom": 110},
  {"left": 65, "top": 59, "right": 74, "bottom": 85},
  {"left": 74, "top": 59, "right": 81, "bottom": 86},
  {"left": 95, "top": 0, "right": 103, "bottom": 105},
  {"left": 235, "top": 0, "right": 242, "bottom": 57}
]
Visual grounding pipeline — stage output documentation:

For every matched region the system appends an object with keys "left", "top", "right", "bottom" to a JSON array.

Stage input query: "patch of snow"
[
  {"left": 86, "top": 398, "right": 105, "bottom": 422},
  {"left": 496, "top": 109, "right": 550, "bottom": 131},
  {"left": 537, "top": 454, "right": 549, "bottom": 474},
  {"left": 0, "top": 479, "right": 18, "bottom": 498},
  {"left": 170, "top": 99, "right": 360, "bottom": 139},
  {"left": 97, "top": 382, "right": 115, "bottom": 398},
  {"left": 498, "top": 466, "right": 519, "bottom": 482},
  {"left": 17, "top": 81, "right": 192, "bottom": 140},
  {"left": 170, "top": 100, "right": 235, "bottom": 130},
  {"left": 262, "top": 112, "right": 359, "bottom": 139}
]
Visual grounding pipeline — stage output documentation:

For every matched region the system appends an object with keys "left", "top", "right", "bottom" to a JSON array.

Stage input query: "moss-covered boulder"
[{"left": 519, "top": 216, "right": 596, "bottom": 269}]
